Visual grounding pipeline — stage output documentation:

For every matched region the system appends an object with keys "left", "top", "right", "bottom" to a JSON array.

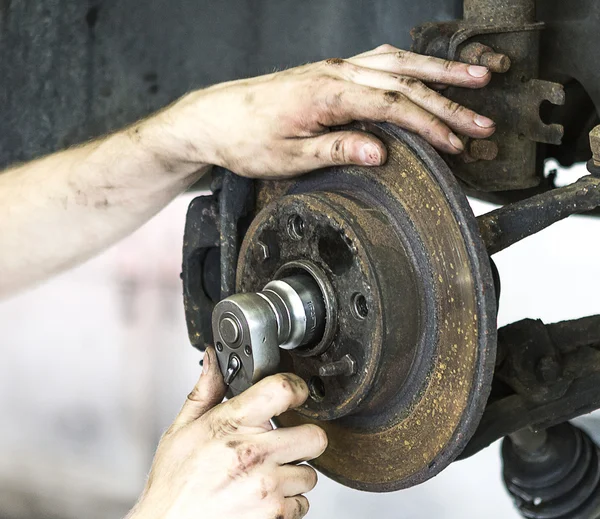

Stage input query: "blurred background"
[{"left": 1, "top": 162, "right": 599, "bottom": 519}]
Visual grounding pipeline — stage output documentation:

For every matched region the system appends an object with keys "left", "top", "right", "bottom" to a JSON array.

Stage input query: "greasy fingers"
[
  {"left": 134, "top": 373, "right": 324, "bottom": 519},
  {"left": 331, "top": 65, "right": 495, "bottom": 139},
  {"left": 400, "top": 83, "right": 495, "bottom": 136},
  {"left": 171, "top": 346, "right": 226, "bottom": 430},
  {"left": 348, "top": 47, "right": 492, "bottom": 88},
  {"left": 350, "top": 43, "right": 399, "bottom": 59},
  {"left": 213, "top": 373, "right": 309, "bottom": 429},
  {"left": 286, "top": 131, "right": 386, "bottom": 172},
  {"left": 266, "top": 424, "right": 329, "bottom": 465},
  {"left": 156, "top": 43, "right": 497, "bottom": 178},
  {"left": 282, "top": 495, "right": 310, "bottom": 519},
  {"left": 278, "top": 465, "right": 319, "bottom": 497},
  {"left": 320, "top": 85, "right": 464, "bottom": 154},
  {"left": 315, "top": 50, "right": 494, "bottom": 154}
]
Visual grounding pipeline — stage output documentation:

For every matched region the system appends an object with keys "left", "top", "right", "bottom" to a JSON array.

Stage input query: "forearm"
[
  {"left": 0, "top": 116, "right": 209, "bottom": 297},
  {"left": 0, "top": 45, "right": 495, "bottom": 299}
]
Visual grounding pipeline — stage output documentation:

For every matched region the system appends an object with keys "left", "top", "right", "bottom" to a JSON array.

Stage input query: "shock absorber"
[{"left": 502, "top": 423, "right": 600, "bottom": 519}]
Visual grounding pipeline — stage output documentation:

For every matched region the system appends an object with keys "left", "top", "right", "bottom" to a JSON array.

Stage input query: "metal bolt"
[
  {"left": 536, "top": 356, "right": 561, "bottom": 384},
  {"left": 469, "top": 140, "right": 499, "bottom": 161},
  {"left": 219, "top": 316, "right": 240, "bottom": 344},
  {"left": 318, "top": 354, "right": 357, "bottom": 377},
  {"left": 216, "top": 342, "right": 223, "bottom": 352},
  {"left": 459, "top": 42, "right": 489, "bottom": 64},
  {"left": 256, "top": 241, "right": 270, "bottom": 262},
  {"left": 480, "top": 52, "right": 511, "bottom": 73},
  {"left": 589, "top": 126, "right": 600, "bottom": 167},
  {"left": 459, "top": 42, "right": 511, "bottom": 73}
]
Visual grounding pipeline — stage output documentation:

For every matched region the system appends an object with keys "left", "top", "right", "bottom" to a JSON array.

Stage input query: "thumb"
[
  {"left": 301, "top": 131, "right": 387, "bottom": 169},
  {"left": 172, "top": 346, "right": 227, "bottom": 429}
]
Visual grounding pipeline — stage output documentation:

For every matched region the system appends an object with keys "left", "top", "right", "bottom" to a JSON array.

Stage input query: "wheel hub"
[{"left": 232, "top": 123, "right": 498, "bottom": 491}]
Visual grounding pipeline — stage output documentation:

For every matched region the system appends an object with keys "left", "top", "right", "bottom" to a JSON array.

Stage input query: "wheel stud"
[{"left": 318, "top": 354, "right": 357, "bottom": 377}]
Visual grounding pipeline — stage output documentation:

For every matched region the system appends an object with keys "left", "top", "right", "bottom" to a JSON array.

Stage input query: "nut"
[
  {"left": 459, "top": 42, "right": 491, "bottom": 64},
  {"left": 255, "top": 241, "right": 270, "bottom": 262},
  {"left": 459, "top": 42, "right": 511, "bottom": 73},
  {"left": 589, "top": 125, "right": 600, "bottom": 166},
  {"left": 481, "top": 52, "right": 511, "bottom": 73}
]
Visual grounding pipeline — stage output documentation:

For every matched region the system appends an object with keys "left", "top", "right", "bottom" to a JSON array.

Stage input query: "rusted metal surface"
[
  {"left": 456, "top": 2, "right": 600, "bottom": 206},
  {"left": 589, "top": 126, "right": 600, "bottom": 169},
  {"left": 480, "top": 51, "right": 511, "bottom": 73},
  {"left": 219, "top": 173, "right": 255, "bottom": 298},
  {"left": 464, "top": 0, "right": 535, "bottom": 25},
  {"left": 461, "top": 315, "right": 600, "bottom": 460},
  {"left": 181, "top": 130, "right": 600, "bottom": 492},
  {"left": 182, "top": 169, "right": 254, "bottom": 351},
  {"left": 477, "top": 175, "right": 600, "bottom": 256},
  {"left": 469, "top": 139, "right": 499, "bottom": 161},
  {"left": 165, "top": 0, "right": 600, "bottom": 498},
  {"left": 459, "top": 42, "right": 511, "bottom": 73},
  {"left": 240, "top": 123, "right": 497, "bottom": 491},
  {"left": 411, "top": 0, "right": 566, "bottom": 192},
  {"left": 238, "top": 192, "right": 389, "bottom": 422}
]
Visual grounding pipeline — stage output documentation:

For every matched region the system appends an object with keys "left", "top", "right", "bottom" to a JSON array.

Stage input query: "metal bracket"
[
  {"left": 182, "top": 168, "right": 254, "bottom": 351},
  {"left": 461, "top": 315, "right": 600, "bottom": 459},
  {"left": 411, "top": 8, "right": 565, "bottom": 192}
]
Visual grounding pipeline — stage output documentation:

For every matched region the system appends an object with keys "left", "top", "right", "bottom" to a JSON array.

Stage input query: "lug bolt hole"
[
  {"left": 216, "top": 342, "right": 223, "bottom": 352},
  {"left": 309, "top": 376, "right": 326, "bottom": 402},
  {"left": 287, "top": 215, "right": 305, "bottom": 240},
  {"left": 244, "top": 345, "right": 252, "bottom": 356},
  {"left": 351, "top": 293, "right": 368, "bottom": 320}
]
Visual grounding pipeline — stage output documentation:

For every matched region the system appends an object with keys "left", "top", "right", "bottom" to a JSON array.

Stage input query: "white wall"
[{"left": 1, "top": 170, "right": 599, "bottom": 518}]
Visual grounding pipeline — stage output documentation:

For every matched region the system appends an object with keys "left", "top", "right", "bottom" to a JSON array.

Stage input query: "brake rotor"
[{"left": 236, "top": 123, "right": 497, "bottom": 491}]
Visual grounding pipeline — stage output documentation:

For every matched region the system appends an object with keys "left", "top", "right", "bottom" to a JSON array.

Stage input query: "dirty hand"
[
  {"left": 127, "top": 348, "right": 326, "bottom": 519},
  {"left": 143, "top": 44, "right": 495, "bottom": 178}
]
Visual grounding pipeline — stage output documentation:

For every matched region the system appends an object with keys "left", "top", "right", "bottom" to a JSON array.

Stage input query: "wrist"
[{"left": 126, "top": 92, "right": 215, "bottom": 179}]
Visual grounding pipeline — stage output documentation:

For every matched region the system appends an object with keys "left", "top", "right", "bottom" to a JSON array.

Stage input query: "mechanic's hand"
[
  {"left": 146, "top": 44, "right": 495, "bottom": 178},
  {"left": 128, "top": 347, "right": 326, "bottom": 519}
]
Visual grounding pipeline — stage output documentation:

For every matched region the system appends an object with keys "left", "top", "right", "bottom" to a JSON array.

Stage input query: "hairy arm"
[
  {"left": 0, "top": 121, "right": 208, "bottom": 296},
  {"left": 0, "top": 45, "right": 495, "bottom": 298}
]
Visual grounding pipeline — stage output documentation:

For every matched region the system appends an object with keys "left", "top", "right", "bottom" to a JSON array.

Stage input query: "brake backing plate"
[{"left": 236, "top": 123, "right": 497, "bottom": 491}]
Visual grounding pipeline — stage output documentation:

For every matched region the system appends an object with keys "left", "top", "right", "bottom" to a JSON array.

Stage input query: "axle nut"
[
  {"left": 480, "top": 52, "right": 511, "bottom": 74},
  {"left": 589, "top": 126, "right": 600, "bottom": 167}
]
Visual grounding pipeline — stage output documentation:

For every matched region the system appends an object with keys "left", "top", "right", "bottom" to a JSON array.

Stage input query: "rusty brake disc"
[{"left": 236, "top": 123, "right": 497, "bottom": 491}]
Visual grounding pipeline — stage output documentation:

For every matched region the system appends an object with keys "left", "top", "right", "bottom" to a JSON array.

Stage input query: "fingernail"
[
  {"left": 474, "top": 114, "right": 496, "bottom": 128},
  {"left": 468, "top": 65, "right": 489, "bottom": 78},
  {"left": 359, "top": 143, "right": 381, "bottom": 165},
  {"left": 449, "top": 133, "right": 464, "bottom": 151},
  {"left": 202, "top": 349, "right": 211, "bottom": 375}
]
